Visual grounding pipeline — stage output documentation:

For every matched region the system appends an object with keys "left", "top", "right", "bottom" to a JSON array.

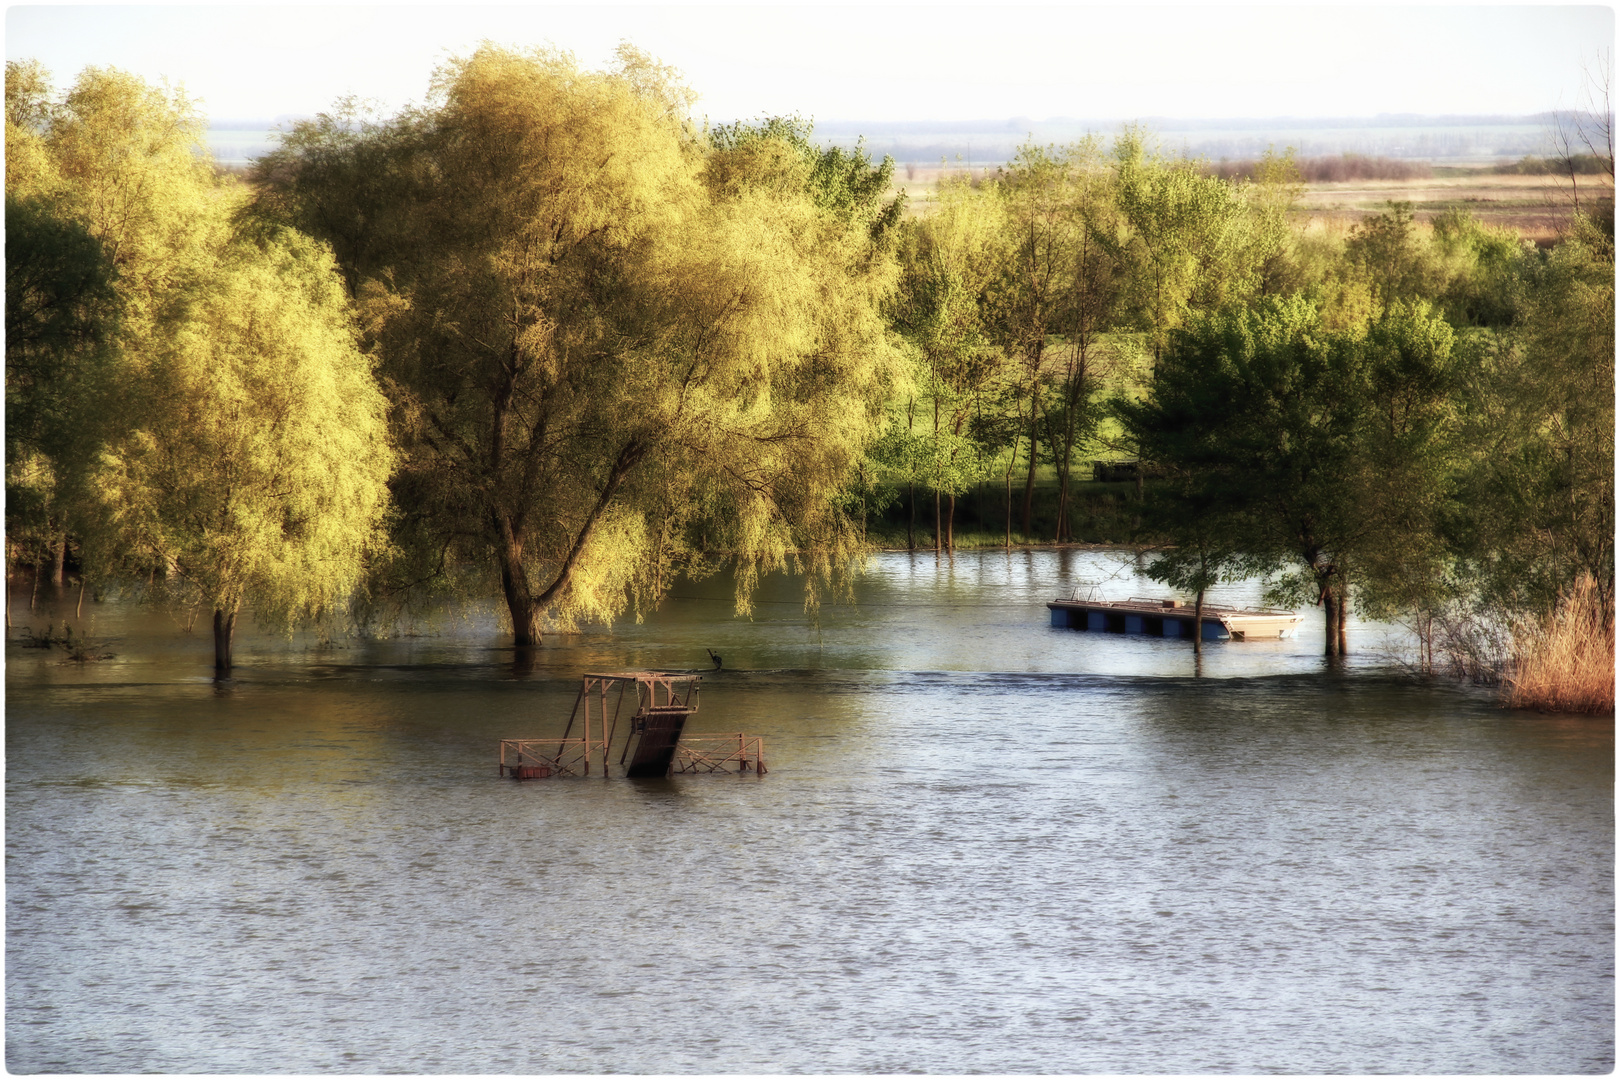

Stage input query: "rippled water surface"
[{"left": 6, "top": 550, "right": 1613, "bottom": 1073}]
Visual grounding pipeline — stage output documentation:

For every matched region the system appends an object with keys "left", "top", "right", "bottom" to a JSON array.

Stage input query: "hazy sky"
[{"left": 5, "top": 4, "right": 1614, "bottom": 123}]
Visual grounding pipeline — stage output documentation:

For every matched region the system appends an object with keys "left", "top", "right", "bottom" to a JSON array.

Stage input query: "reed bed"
[{"left": 1505, "top": 574, "right": 1615, "bottom": 714}]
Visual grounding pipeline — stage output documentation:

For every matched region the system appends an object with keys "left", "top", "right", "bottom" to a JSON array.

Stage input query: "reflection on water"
[{"left": 6, "top": 551, "right": 1614, "bottom": 1073}]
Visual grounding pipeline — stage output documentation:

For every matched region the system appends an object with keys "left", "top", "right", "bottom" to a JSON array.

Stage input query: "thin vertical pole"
[
  {"left": 557, "top": 680, "right": 586, "bottom": 759},
  {"left": 605, "top": 679, "right": 627, "bottom": 776},
  {"left": 585, "top": 684, "right": 594, "bottom": 775},
  {"left": 601, "top": 681, "right": 614, "bottom": 777}
]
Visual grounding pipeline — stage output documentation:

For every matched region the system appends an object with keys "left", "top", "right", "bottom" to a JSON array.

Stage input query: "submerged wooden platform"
[
  {"left": 498, "top": 671, "right": 765, "bottom": 780},
  {"left": 1048, "top": 592, "right": 1303, "bottom": 641}
]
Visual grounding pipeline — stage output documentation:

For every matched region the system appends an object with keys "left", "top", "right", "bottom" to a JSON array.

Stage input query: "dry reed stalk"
[
  {"left": 1505, "top": 574, "right": 1616, "bottom": 714},
  {"left": 1433, "top": 603, "right": 1513, "bottom": 684}
]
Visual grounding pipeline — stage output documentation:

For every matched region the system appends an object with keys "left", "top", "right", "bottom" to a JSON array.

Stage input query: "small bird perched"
[{"left": 706, "top": 648, "right": 723, "bottom": 672}]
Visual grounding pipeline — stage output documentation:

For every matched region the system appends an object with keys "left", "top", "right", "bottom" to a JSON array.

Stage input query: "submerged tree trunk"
[
  {"left": 1337, "top": 578, "right": 1350, "bottom": 655},
  {"left": 213, "top": 604, "right": 238, "bottom": 673},
  {"left": 1054, "top": 459, "right": 1068, "bottom": 543},
  {"left": 1322, "top": 581, "right": 1339, "bottom": 657},
  {"left": 1021, "top": 408, "right": 1040, "bottom": 541},
  {"left": 1193, "top": 588, "right": 1205, "bottom": 656},
  {"left": 907, "top": 482, "right": 916, "bottom": 550},
  {"left": 496, "top": 442, "right": 642, "bottom": 650},
  {"left": 934, "top": 488, "right": 942, "bottom": 555},
  {"left": 1004, "top": 475, "right": 1012, "bottom": 549},
  {"left": 496, "top": 522, "right": 541, "bottom": 647},
  {"left": 1055, "top": 405, "right": 1081, "bottom": 543},
  {"left": 906, "top": 397, "right": 918, "bottom": 552},
  {"left": 1003, "top": 440, "right": 1016, "bottom": 550}
]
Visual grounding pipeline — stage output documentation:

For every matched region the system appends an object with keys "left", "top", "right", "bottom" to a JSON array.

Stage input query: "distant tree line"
[
  {"left": 1207, "top": 153, "right": 1432, "bottom": 183},
  {"left": 1493, "top": 153, "right": 1614, "bottom": 175},
  {"left": 882, "top": 136, "right": 1610, "bottom": 673},
  {"left": 5, "top": 48, "right": 1613, "bottom": 696}
]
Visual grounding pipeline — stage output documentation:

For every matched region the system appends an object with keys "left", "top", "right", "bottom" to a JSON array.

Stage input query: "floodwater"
[{"left": 6, "top": 549, "right": 1613, "bottom": 1073}]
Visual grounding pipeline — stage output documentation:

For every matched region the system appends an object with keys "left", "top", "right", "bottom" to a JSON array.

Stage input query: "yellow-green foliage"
[
  {"left": 9, "top": 62, "right": 394, "bottom": 635},
  {"left": 89, "top": 229, "right": 394, "bottom": 624},
  {"left": 22, "top": 67, "right": 226, "bottom": 335},
  {"left": 1459, "top": 212, "right": 1615, "bottom": 616},
  {"left": 265, "top": 44, "right": 903, "bottom": 639},
  {"left": 887, "top": 174, "right": 1009, "bottom": 499},
  {"left": 5, "top": 60, "right": 59, "bottom": 198},
  {"left": 1111, "top": 127, "right": 1270, "bottom": 354}
]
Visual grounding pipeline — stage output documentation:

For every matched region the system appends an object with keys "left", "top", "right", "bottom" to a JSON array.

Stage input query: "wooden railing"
[{"left": 499, "top": 738, "right": 607, "bottom": 778}]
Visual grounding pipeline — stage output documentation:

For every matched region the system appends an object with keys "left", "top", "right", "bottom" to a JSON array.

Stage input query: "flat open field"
[
  {"left": 897, "top": 167, "right": 1605, "bottom": 244},
  {"left": 1294, "top": 173, "right": 1584, "bottom": 243}
]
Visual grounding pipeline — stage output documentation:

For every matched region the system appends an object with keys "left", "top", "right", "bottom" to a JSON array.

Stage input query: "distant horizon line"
[{"left": 206, "top": 110, "right": 1585, "bottom": 131}]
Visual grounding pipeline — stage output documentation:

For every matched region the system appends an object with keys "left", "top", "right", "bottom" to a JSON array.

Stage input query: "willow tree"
[
  {"left": 11, "top": 62, "right": 394, "bottom": 669},
  {"left": 4, "top": 195, "right": 117, "bottom": 592},
  {"left": 1047, "top": 137, "right": 1123, "bottom": 542},
  {"left": 86, "top": 227, "right": 394, "bottom": 670},
  {"left": 6, "top": 62, "right": 228, "bottom": 597},
  {"left": 254, "top": 45, "right": 902, "bottom": 644}
]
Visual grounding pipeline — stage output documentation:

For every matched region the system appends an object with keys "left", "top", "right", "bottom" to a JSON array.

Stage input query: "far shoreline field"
[{"left": 211, "top": 114, "right": 1594, "bottom": 243}]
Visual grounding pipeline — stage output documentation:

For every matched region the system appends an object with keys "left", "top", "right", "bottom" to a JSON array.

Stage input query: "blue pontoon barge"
[{"left": 1048, "top": 590, "right": 1303, "bottom": 641}]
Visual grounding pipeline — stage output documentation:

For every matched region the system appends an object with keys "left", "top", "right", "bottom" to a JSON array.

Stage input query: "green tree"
[
  {"left": 254, "top": 45, "right": 903, "bottom": 644},
  {"left": 1047, "top": 137, "right": 1123, "bottom": 542},
  {"left": 85, "top": 228, "right": 395, "bottom": 670},
  {"left": 1116, "top": 297, "right": 1460, "bottom": 655},
  {"left": 9, "top": 62, "right": 395, "bottom": 670},
  {"left": 707, "top": 113, "right": 905, "bottom": 241},
  {"left": 1110, "top": 127, "right": 1257, "bottom": 366},
  {"left": 1104, "top": 129, "right": 1269, "bottom": 515},
  {"left": 1428, "top": 208, "right": 1530, "bottom": 328},
  {"left": 1452, "top": 213, "right": 1615, "bottom": 621},
  {"left": 987, "top": 143, "right": 1080, "bottom": 539},
  {"left": 1342, "top": 201, "right": 1444, "bottom": 323},
  {"left": 5, "top": 194, "right": 118, "bottom": 589},
  {"left": 1246, "top": 146, "right": 1308, "bottom": 297},
  {"left": 1140, "top": 503, "right": 1247, "bottom": 656},
  {"left": 1338, "top": 302, "right": 1464, "bottom": 654},
  {"left": 892, "top": 174, "right": 1007, "bottom": 551}
]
